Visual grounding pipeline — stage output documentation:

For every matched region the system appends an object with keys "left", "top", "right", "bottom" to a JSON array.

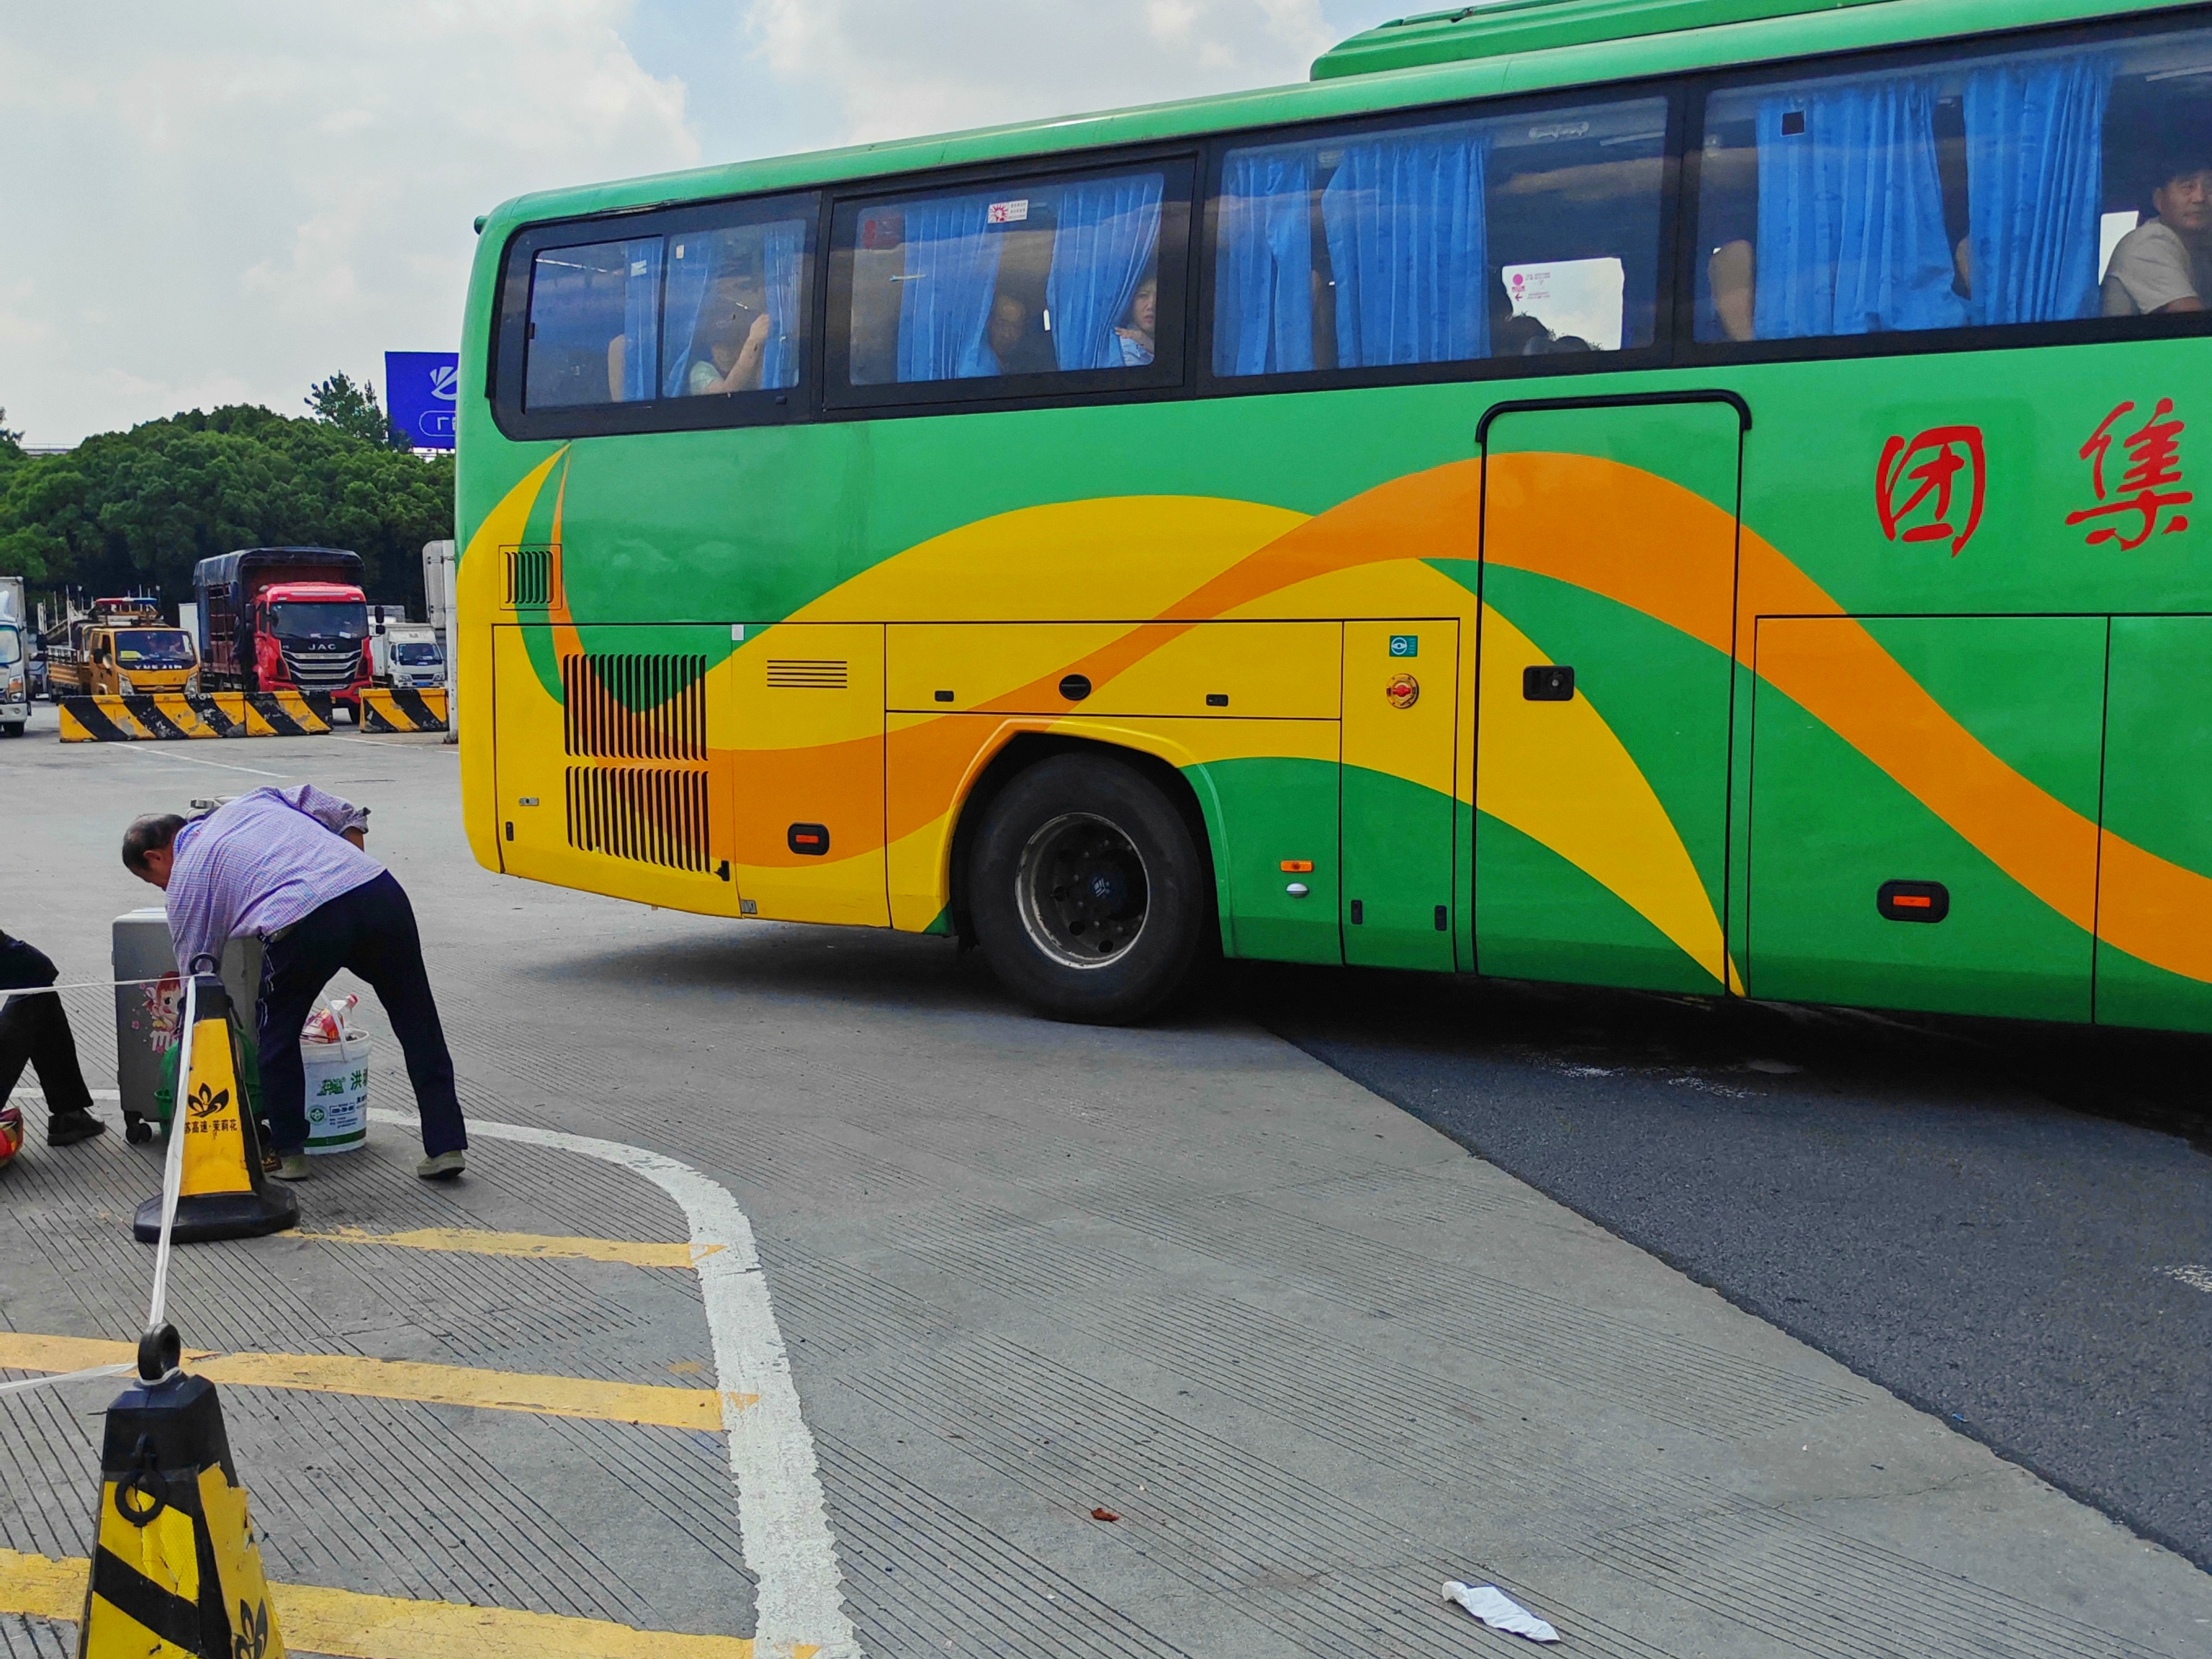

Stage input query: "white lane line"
[
  {"left": 369, "top": 1107, "right": 855, "bottom": 1659},
  {"left": 329, "top": 734, "right": 457, "bottom": 751},
  {"left": 2161, "top": 1264, "right": 2212, "bottom": 1294},
  {"left": 98, "top": 742, "right": 288, "bottom": 779}
]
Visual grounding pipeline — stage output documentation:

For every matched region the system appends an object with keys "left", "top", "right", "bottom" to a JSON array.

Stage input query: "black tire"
[{"left": 969, "top": 752, "right": 1209, "bottom": 1024}]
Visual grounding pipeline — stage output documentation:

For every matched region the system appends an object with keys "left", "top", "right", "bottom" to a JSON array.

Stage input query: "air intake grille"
[
  {"left": 562, "top": 655, "right": 707, "bottom": 760},
  {"left": 766, "top": 659, "right": 848, "bottom": 689},
  {"left": 565, "top": 766, "right": 710, "bottom": 873},
  {"left": 505, "top": 546, "right": 559, "bottom": 608}
]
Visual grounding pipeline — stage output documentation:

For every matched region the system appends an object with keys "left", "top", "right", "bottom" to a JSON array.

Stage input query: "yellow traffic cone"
[
  {"left": 78, "top": 1327, "right": 287, "bottom": 1659},
  {"left": 132, "top": 974, "right": 297, "bottom": 1244}
]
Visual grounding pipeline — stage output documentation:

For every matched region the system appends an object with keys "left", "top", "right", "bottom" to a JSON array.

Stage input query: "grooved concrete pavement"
[{"left": 3, "top": 715, "right": 2209, "bottom": 1657}]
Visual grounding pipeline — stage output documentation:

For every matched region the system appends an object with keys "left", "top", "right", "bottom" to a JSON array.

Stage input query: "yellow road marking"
[
  {"left": 302, "top": 1224, "right": 711, "bottom": 1269},
  {"left": 0, "top": 1335, "right": 753, "bottom": 1429},
  {"left": 0, "top": 1549, "right": 798, "bottom": 1658}
]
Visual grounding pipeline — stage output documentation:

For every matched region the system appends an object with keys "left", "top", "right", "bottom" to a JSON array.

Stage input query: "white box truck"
[
  {"left": 372, "top": 621, "right": 444, "bottom": 689},
  {"left": 0, "top": 576, "right": 27, "bottom": 737}
]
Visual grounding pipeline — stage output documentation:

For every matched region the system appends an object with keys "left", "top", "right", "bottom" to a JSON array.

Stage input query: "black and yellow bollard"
[
  {"left": 78, "top": 1326, "right": 287, "bottom": 1659},
  {"left": 132, "top": 974, "right": 297, "bottom": 1244}
]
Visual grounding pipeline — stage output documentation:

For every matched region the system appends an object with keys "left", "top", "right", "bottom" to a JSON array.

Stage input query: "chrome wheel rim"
[{"left": 1015, "top": 811, "right": 1150, "bottom": 971}]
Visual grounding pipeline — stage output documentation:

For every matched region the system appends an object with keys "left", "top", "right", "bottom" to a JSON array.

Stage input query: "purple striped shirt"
[{"left": 165, "top": 786, "right": 382, "bottom": 974}]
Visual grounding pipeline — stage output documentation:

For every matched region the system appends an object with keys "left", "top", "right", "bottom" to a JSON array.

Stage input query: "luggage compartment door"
[
  {"left": 1748, "top": 615, "right": 2103, "bottom": 1021},
  {"left": 2096, "top": 615, "right": 2212, "bottom": 1031}
]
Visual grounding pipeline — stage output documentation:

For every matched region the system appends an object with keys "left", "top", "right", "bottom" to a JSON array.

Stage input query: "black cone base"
[{"left": 133, "top": 1187, "right": 300, "bottom": 1244}]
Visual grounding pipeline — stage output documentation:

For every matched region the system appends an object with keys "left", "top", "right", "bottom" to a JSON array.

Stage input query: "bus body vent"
[
  {"left": 505, "top": 545, "right": 559, "bottom": 608},
  {"left": 562, "top": 654, "right": 708, "bottom": 760},
  {"left": 766, "top": 659, "right": 849, "bottom": 689},
  {"left": 565, "top": 765, "right": 711, "bottom": 873}
]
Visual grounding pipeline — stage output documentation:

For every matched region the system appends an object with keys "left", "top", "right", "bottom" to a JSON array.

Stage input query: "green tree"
[
  {"left": 0, "top": 395, "right": 452, "bottom": 606},
  {"left": 305, "top": 372, "right": 405, "bottom": 450}
]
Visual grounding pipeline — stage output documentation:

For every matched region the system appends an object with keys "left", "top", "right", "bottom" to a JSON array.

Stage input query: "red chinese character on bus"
[
  {"left": 1876, "top": 424, "right": 1986, "bottom": 557},
  {"left": 2065, "top": 399, "right": 2193, "bottom": 552}
]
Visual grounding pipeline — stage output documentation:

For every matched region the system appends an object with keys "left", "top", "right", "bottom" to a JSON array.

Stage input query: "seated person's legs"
[{"left": 0, "top": 991, "right": 103, "bottom": 1144}]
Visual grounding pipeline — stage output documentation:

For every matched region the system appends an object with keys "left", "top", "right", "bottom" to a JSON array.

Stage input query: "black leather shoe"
[{"left": 47, "top": 1110, "right": 107, "bottom": 1147}]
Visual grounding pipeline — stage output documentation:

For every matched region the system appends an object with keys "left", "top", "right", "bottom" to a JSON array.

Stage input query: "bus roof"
[
  {"left": 477, "top": 0, "right": 2159, "bottom": 238},
  {"left": 1311, "top": 0, "right": 1897, "bottom": 78}
]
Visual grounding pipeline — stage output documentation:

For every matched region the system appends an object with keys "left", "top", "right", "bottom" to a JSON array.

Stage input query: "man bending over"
[{"left": 121, "top": 787, "right": 468, "bottom": 1182}]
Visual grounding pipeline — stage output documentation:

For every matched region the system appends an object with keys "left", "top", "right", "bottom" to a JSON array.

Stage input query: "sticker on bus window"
[
  {"left": 1501, "top": 258, "right": 1625, "bottom": 352},
  {"left": 987, "top": 199, "right": 1030, "bottom": 225},
  {"left": 2100, "top": 211, "right": 2141, "bottom": 282}
]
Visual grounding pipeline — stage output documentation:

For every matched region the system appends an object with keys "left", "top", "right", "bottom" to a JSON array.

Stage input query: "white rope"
[
  {"left": 142, "top": 974, "right": 196, "bottom": 1338},
  {"left": 0, "top": 1363, "right": 133, "bottom": 1397},
  {"left": 4, "top": 976, "right": 171, "bottom": 997}
]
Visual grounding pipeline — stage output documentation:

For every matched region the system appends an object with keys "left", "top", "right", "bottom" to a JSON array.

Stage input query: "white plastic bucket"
[{"left": 300, "top": 1030, "right": 370, "bottom": 1155}]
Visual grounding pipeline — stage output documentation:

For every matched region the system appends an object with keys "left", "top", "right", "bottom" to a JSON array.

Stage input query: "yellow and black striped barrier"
[
  {"left": 358, "top": 686, "right": 449, "bottom": 733},
  {"left": 59, "top": 693, "right": 331, "bottom": 742}
]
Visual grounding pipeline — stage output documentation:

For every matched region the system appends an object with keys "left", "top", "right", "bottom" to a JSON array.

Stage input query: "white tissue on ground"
[{"left": 1443, "top": 1581, "right": 1560, "bottom": 1642}]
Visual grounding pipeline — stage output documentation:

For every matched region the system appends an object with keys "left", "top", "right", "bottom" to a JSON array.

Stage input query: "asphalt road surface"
[
  {"left": 4, "top": 706, "right": 2209, "bottom": 1659},
  {"left": 1249, "top": 964, "right": 2212, "bottom": 1569}
]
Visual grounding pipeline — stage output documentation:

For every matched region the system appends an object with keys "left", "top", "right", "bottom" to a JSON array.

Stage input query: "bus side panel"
[
  {"left": 731, "top": 623, "right": 889, "bottom": 927},
  {"left": 1342, "top": 620, "right": 1457, "bottom": 969},
  {"left": 493, "top": 622, "right": 740, "bottom": 916},
  {"left": 886, "top": 621, "right": 1341, "bottom": 719},
  {"left": 2095, "top": 615, "right": 2212, "bottom": 1033},
  {"left": 1748, "top": 616, "right": 2103, "bottom": 1022}
]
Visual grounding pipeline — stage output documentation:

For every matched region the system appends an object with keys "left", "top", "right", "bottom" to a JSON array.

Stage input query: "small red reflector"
[
  {"left": 1280, "top": 860, "right": 1314, "bottom": 873},
  {"left": 1892, "top": 893, "right": 1931, "bottom": 908}
]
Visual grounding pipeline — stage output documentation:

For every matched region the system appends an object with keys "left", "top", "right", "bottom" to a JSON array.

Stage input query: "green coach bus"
[{"left": 457, "top": 0, "right": 2212, "bottom": 1029}]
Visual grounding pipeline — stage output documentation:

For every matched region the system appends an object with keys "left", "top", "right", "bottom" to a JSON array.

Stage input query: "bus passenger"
[
  {"left": 2103, "top": 151, "right": 2212, "bottom": 316},
  {"left": 682, "top": 274, "right": 776, "bottom": 395},
  {"left": 1709, "top": 239, "right": 1757, "bottom": 341},
  {"left": 1115, "top": 276, "right": 1158, "bottom": 367},
  {"left": 988, "top": 293, "right": 1055, "bottom": 375}
]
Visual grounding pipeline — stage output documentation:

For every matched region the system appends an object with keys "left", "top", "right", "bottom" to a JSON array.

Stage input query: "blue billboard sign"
[{"left": 385, "top": 350, "right": 459, "bottom": 450}]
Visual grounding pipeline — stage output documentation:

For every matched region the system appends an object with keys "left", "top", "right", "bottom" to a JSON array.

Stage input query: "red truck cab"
[{"left": 254, "top": 581, "right": 373, "bottom": 710}]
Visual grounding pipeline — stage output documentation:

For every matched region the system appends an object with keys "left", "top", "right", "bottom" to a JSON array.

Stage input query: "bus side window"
[
  {"left": 1212, "top": 94, "right": 1668, "bottom": 380},
  {"left": 1694, "top": 18, "right": 2212, "bottom": 344},
  {"left": 523, "top": 237, "right": 663, "bottom": 409},
  {"left": 660, "top": 220, "right": 811, "bottom": 398},
  {"left": 837, "top": 168, "right": 1172, "bottom": 392}
]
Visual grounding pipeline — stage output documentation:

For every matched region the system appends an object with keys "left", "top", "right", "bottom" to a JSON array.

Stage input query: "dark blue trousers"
[{"left": 256, "top": 871, "right": 467, "bottom": 1157}]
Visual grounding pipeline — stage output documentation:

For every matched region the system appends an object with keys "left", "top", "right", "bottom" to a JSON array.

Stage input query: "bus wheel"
[{"left": 970, "top": 753, "right": 1205, "bottom": 1024}]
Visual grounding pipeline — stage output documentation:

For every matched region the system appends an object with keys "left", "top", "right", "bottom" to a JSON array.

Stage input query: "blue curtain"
[
  {"left": 1214, "top": 150, "right": 1315, "bottom": 377},
  {"left": 619, "top": 238, "right": 662, "bottom": 401},
  {"left": 1964, "top": 55, "right": 2113, "bottom": 326},
  {"left": 1755, "top": 78, "right": 1967, "bottom": 338},
  {"left": 898, "top": 197, "right": 1006, "bottom": 382},
  {"left": 1323, "top": 130, "right": 1488, "bottom": 367},
  {"left": 760, "top": 221, "right": 805, "bottom": 389},
  {"left": 1046, "top": 174, "right": 1164, "bottom": 371},
  {"left": 660, "top": 237, "right": 716, "bottom": 397}
]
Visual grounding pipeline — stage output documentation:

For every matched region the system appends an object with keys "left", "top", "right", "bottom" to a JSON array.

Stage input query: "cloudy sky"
[{"left": 1, "top": 1, "right": 1403, "bottom": 447}]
